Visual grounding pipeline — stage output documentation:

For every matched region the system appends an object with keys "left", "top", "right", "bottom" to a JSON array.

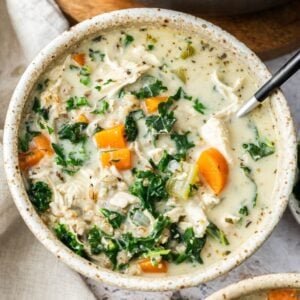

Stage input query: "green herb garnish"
[
  {"left": 66, "top": 96, "right": 89, "bottom": 111},
  {"left": 28, "top": 181, "right": 52, "bottom": 212}
]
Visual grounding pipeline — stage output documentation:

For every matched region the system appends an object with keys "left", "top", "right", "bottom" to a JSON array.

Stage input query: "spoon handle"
[{"left": 255, "top": 50, "right": 300, "bottom": 102}]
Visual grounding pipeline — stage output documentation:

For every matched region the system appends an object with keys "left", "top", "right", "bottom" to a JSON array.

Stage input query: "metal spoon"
[{"left": 236, "top": 50, "right": 300, "bottom": 118}]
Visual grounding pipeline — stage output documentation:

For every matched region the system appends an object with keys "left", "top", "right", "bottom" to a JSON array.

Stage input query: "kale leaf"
[
  {"left": 239, "top": 205, "right": 249, "bottom": 216},
  {"left": 120, "top": 215, "right": 171, "bottom": 256},
  {"left": 132, "top": 80, "right": 167, "bottom": 100},
  {"left": 32, "top": 97, "right": 49, "bottom": 120},
  {"left": 88, "top": 226, "right": 120, "bottom": 269},
  {"left": 28, "top": 181, "right": 52, "bottom": 212},
  {"left": 206, "top": 222, "right": 229, "bottom": 246},
  {"left": 58, "top": 122, "right": 88, "bottom": 144},
  {"left": 52, "top": 143, "right": 88, "bottom": 174},
  {"left": 182, "top": 227, "right": 206, "bottom": 263},
  {"left": 241, "top": 164, "right": 258, "bottom": 207},
  {"left": 125, "top": 110, "right": 145, "bottom": 142},
  {"left": 54, "top": 223, "right": 86, "bottom": 257},
  {"left": 171, "top": 131, "right": 195, "bottom": 159},
  {"left": 66, "top": 96, "right": 89, "bottom": 111},
  {"left": 19, "top": 126, "right": 41, "bottom": 152},
  {"left": 100, "top": 208, "right": 125, "bottom": 229},
  {"left": 129, "top": 170, "right": 169, "bottom": 215},
  {"left": 157, "top": 150, "right": 175, "bottom": 172},
  {"left": 79, "top": 66, "right": 92, "bottom": 86},
  {"left": 242, "top": 123, "right": 275, "bottom": 161},
  {"left": 145, "top": 99, "right": 176, "bottom": 134}
]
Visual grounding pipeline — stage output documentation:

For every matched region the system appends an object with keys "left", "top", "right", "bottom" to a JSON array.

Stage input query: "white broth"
[{"left": 18, "top": 26, "right": 278, "bottom": 276}]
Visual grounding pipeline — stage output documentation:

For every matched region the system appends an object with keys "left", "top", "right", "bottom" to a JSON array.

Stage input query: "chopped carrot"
[
  {"left": 268, "top": 289, "right": 297, "bottom": 300},
  {"left": 33, "top": 134, "right": 54, "bottom": 156},
  {"left": 94, "top": 124, "right": 126, "bottom": 149},
  {"left": 19, "top": 150, "right": 44, "bottom": 171},
  {"left": 197, "top": 147, "right": 228, "bottom": 195},
  {"left": 139, "top": 258, "right": 168, "bottom": 273},
  {"left": 100, "top": 148, "right": 131, "bottom": 170},
  {"left": 76, "top": 113, "right": 89, "bottom": 124},
  {"left": 145, "top": 96, "right": 168, "bottom": 113},
  {"left": 72, "top": 53, "right": 85, "bottom": 66}
]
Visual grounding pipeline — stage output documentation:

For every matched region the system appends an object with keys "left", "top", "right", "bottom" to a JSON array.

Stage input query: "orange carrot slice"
[
  {"left": 19, "top": 150, "right": 44, "bottom": 171},
  {"left": 72, "top": 53, "right": 85, "bottom": 66},
  {"left": 33, "top": 134, "right": 54, "bottom": 156},
  {"left": 268, "top": 289, "right": 297, "bottom": 300},
  {"left": 94, "top": 124, "right": 126, "bottom": 149},
  {"left": 100, "top": 148, "right": 131, "bottom": 170},
  {"left": 197, "top": 147, "right": 228, "bottom": 195},
  {"left": 145, "top": 96, "right": 168, "bottom": 113},
  {"left": 139, "top": 258, "right": 168, "bottom": 273},
  {"left": 76, "top": 113, "right": 89, "bottom": 124}
]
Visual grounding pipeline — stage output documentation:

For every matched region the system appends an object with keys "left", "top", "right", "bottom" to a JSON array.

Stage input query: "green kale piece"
[
  {"left": 171, "top": 131, "right": 195, "bottom": 159},
  {"left": 206, "top": 222, "right": 229, "bottom": 246},
  {"left": 100, "top": 208, "right": 125, "bottom": 229},
  {"left": 58, "top": 122, "right": 88, "bottom": 144},
  {"left": 28, "top": 181, "right": 52, "bottom": 212}
]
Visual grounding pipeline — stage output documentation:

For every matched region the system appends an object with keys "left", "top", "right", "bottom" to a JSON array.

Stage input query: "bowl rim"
[
  {"left": 3, "top": 8, "right": 297, "bottom": 291},
  {"left": 205, "top": 273, "right": 300, "bottom": 299}
]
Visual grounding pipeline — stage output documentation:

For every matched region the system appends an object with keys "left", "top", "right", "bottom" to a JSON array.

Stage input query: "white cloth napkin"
[{"left": 0, "top": 1, "right": 96, "bottom": 299}]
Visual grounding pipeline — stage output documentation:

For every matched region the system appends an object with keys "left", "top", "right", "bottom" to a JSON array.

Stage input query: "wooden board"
[{"left": 56, "top": 0, "right": 300, "bottom": 60}]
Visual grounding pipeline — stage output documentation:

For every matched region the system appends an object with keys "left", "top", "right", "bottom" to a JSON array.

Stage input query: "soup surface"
[{"left": 19, "top": 26, "right": 278, "bottom": 276}]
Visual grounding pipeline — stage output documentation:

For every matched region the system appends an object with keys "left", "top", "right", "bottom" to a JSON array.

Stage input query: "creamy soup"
[
  {"left": 236, "top": 289, "right": 299, "bottom": 300},
  {"left": 18, "top": 26, "right": 278, "bottom": 276}
]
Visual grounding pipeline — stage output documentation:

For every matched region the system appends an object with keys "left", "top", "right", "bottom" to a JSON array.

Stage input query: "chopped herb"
[
  {"left": 88, "top": 48, "right": 105, "bottom": 62},
  {"left": 69, "top": 64, "right": 79, "bottom": 70},
  {"left": 180, "top": 43, "right": 195, "bottom": 59},
  {"left": 47, "top": 126, "right": 54, "bottom": 134},
  {"left": 36, "top": 78, "right": 49, "bottom": 92},
  {"left": 92, "top": 35, "right": 102, "bottom": 42},
  {"left": 171, "top": 132, "right": 195, "bottom": 159},
  {"left": 243, "top": 123, "right": 275, "bottom": 161},
  {"left": 19, "top": 126, "right": 41, "bottom": 152},
  {"left": 147, "top": 44, "right": 154, "bottom": 51},
  {"left": 193, "top": 99, "right": 206, "bottom": 114},
  {"left": 103, "top": 79, "right": 115, "bottom": 85},
  {"left": 169, "top": 87, "right": 192, "bottom": 101},
  {"left": 28, "top": 181, "right": 52, "bottom": 212},
  {"left": 129, "top": 170, "right": 169, "bottom": 215},
  {"left": 66, "top": 96, "right": 89, "bottom": 111},
  {"left": 239, "top": 206, "right": 249, "bottom": 216},
  {"left": 32, "top": 97, "right": 49, "bottom": 120},
  {"left": 206, "top": 222, "right": 229, "bottom": 246},
  {"left": 146, "top": 34, "right": 157, "bottom": 44},
  {"left": 58, "top": 122, "right": 88, "bottom": 144},
  {"left": 92, "top": 100, "right": 109, "bottom": 115},
  {"left": 123, "top": 34, "right": 134, "bottom": 47},
  {"left": 125, "top": 110, "right": 144, "bottom": 142},
  {"left": 132, "top": 79, "right": 167, "bottom": 100},
  {"left": 100, "top": 208, "right": 126, "bottom": 229},
  {"left": 95, "top": 85, "right": 101, "bottom": 91},
  {"left": 79, "top": 66, "right": 92, "bottom": 86},
  {"left": 54, "top": 224, "right": 86, "bottom": 257},
  {"left": 118, "top": 88, "right": 125, "bottom": 98}
]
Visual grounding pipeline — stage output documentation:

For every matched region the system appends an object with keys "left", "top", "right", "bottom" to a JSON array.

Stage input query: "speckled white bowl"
[
  {"left": 206, "top": 273, "right": 300, "bottom": 299},
  {"left": 3, "top": 8, "right": 297, "bottom": 291}
]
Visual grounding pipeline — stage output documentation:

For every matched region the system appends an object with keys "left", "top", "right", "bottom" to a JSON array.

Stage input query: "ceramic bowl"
[
  {"left": 206, "top": 273, "right": 300, "bottom": 299},
  {"left": 3, "top": 8, "right": 297, "bottom": 291}
]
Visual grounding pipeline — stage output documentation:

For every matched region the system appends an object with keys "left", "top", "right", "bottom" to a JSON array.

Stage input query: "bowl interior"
[{"left": 3, "top": 8, "right": 296, "bottom": 291}]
